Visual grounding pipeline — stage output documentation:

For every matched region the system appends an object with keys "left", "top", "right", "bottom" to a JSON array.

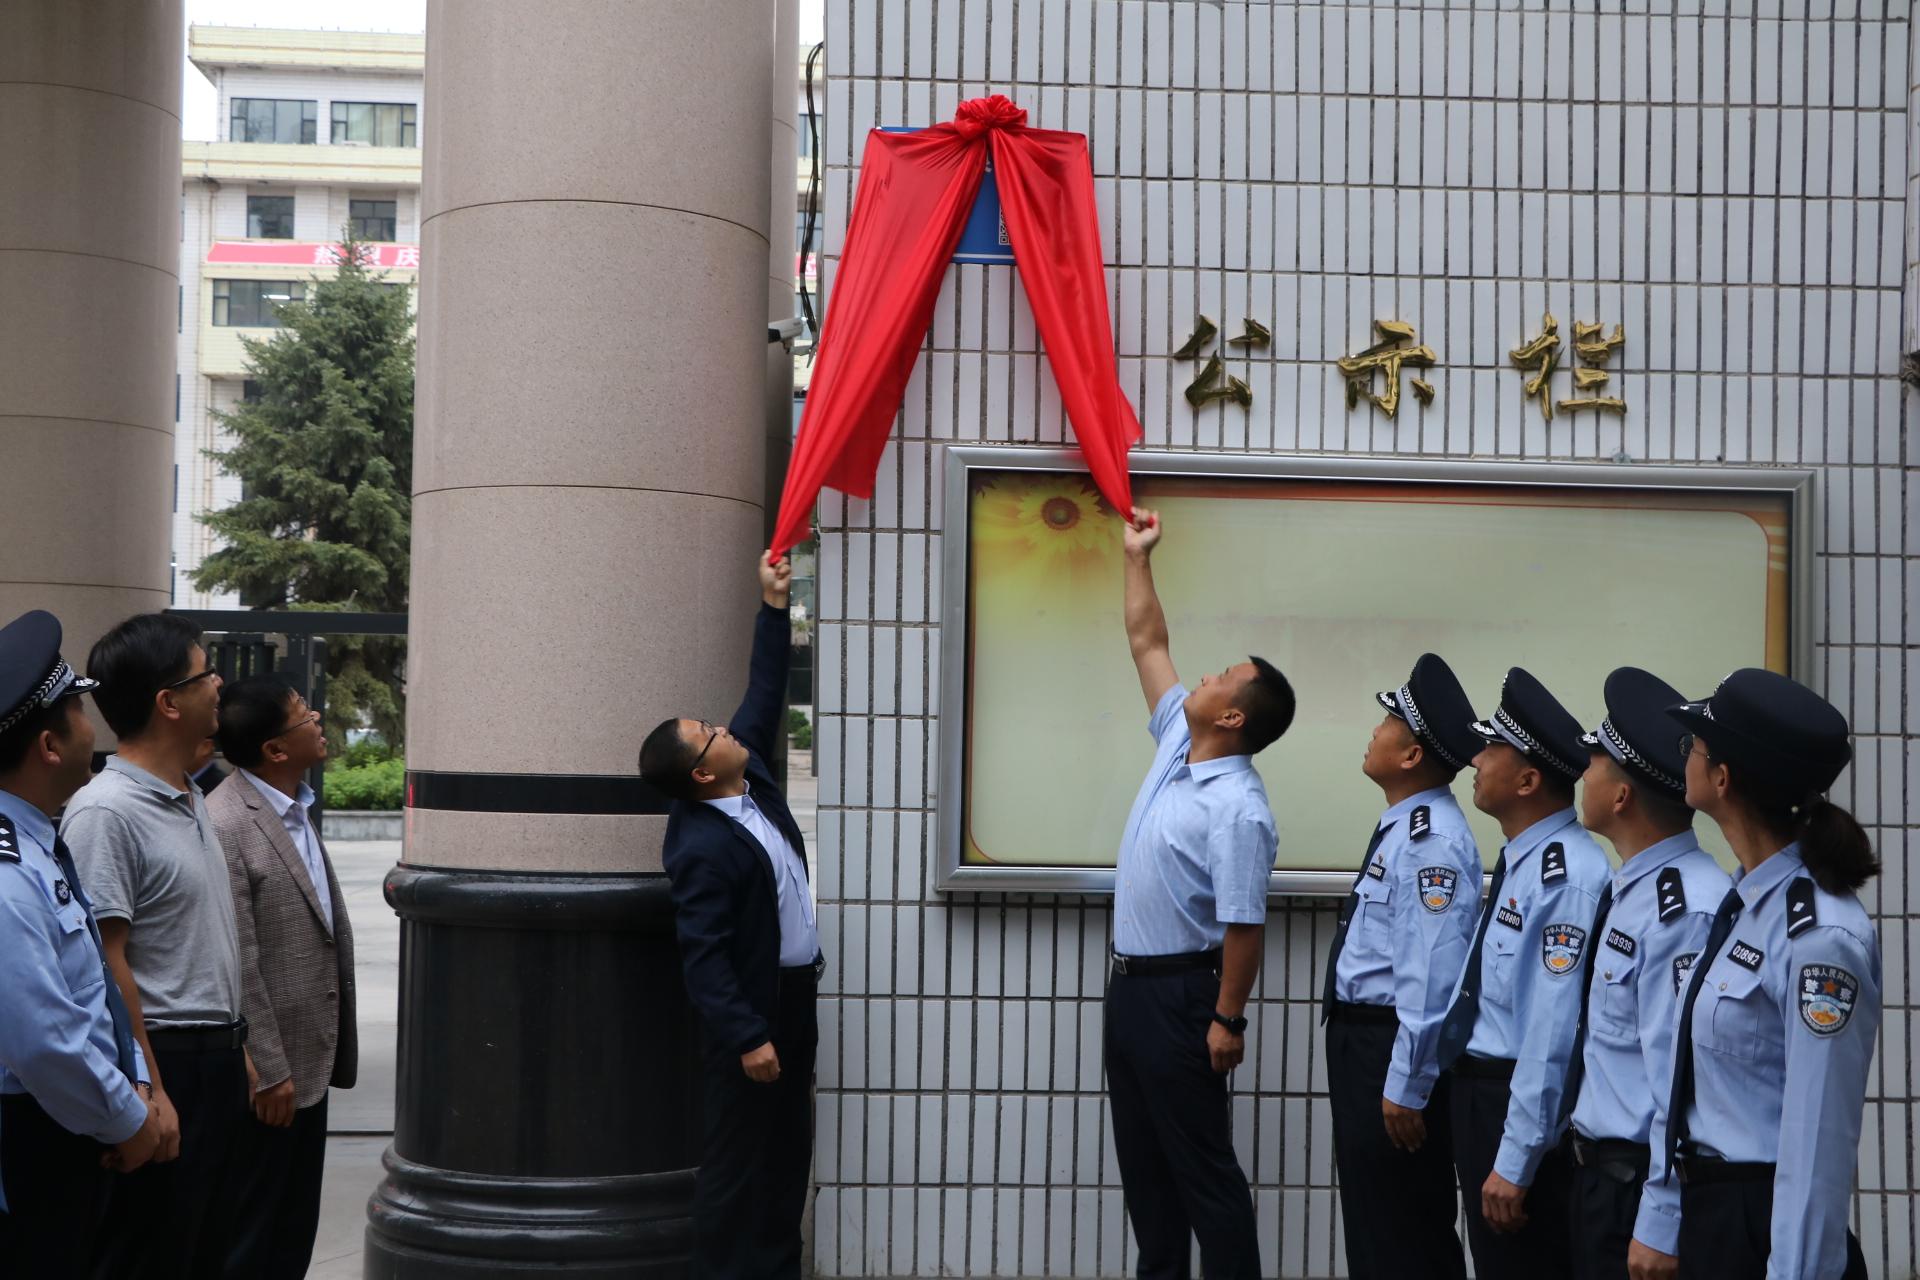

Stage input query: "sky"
[{"left": 182, "top": 0, "right": 826, "bottom": 139}]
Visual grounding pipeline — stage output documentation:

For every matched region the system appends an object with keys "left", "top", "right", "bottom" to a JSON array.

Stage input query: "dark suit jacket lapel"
[{"left": 240, "top": 784, "right": 331, "bottom": 935}]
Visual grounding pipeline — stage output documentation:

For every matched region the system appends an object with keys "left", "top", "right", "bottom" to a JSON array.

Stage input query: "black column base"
[{"left": 365, "top": 865, "right": 701, "bottom": 1277}]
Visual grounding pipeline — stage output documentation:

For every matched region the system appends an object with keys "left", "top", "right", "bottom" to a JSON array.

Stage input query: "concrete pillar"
[
  {"left": 367, "top": 0, "right": 774, "bottom": 1273},
  {"left": 0, "top": 1, "right": 181, "bottom": 664},
  {"left": 765, "top": 0, "right": 799, "bottom": 545}
]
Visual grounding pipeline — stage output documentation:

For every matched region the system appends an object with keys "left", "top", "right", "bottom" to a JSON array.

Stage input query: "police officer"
[
  {"left": 1433, "top": 667, "right": 1609, "bottom": 1279},
  {"left": 1559, "top": 668, "right": 1729, "bottom": 1280},
  {"left": 0, "top": 611, "right": 165, "bottom": 1270},
  {"left": 1658, "top": 670, "right": 1877, "bottom": 1280},
  {"left": 1322, "top": 653, "right": 1483, "bottom": 1280}
]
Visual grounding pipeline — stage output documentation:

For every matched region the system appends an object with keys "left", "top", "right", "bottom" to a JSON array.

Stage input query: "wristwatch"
[{"left": 1211, "top": 1011, "right": 1249, "bottom": 1035}]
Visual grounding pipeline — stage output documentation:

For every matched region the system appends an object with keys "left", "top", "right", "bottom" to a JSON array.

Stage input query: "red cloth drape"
[{"left": 771, "top": 96, "right": 1140, "bottom": 555}]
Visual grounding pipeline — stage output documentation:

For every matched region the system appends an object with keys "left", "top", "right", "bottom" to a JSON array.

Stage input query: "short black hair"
[
  {"left": 215, "top": 675, "right": 299, "bottom": 769},
  {"left": 87, "top": 613, "right": 205, "bottom": 739},
  {"left": 638, "top": 717, "right": 700, "bottom": 800},
  {"left": 1236, "top": 657, "right": 1296, "bottom": 754},
  {"left": 0, "top": 695, "right": 81, "bottom": 774}
]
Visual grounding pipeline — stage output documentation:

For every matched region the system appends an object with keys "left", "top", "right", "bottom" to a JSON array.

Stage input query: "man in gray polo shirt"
[{"left": 65, "top": 613, "right": 245, "bottom": 1280}]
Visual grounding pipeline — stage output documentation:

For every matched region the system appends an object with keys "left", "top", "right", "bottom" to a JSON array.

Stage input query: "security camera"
[{"left": 768, "top": 317, "right": 809, "bottom": 351}]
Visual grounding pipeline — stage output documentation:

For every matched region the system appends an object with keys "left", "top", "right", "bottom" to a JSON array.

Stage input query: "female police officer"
[{"left": 1649, "top": 669, "right": 1878, "bottom": 1280}]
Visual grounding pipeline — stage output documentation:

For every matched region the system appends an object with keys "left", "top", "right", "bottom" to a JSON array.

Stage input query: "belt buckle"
[{"left": 1112, "top": 953, "right": 1131, "bottom": 977}]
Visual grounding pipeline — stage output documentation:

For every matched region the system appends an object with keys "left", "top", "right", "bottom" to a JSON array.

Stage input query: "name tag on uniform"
[
  {"left": 1495, "top": 905, "right": 1523, "bottom": 931},
  {"left": 1728, "top": 941, "right": 1764, "bottom": 971},
  {"left": 1366, "top": 858, "right": 1386, "bottom": 880},
  {"left": 1605, "top": 928, "right": 1636, "bottom": 957}
]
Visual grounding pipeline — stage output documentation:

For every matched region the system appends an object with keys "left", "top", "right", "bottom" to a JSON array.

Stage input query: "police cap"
[
  {"left": 1376, "top": 652, "right": 1481, "bottom": 771},
  {"left": 1669, "top": 668, "right": 1850, "bottom": 797},
  {"left": 0, "top": 611, "right": 99, "bottom": 738},
  {"left": 1469, "top": 666, "right": 1586, "bottom": 781},
  {"left": 1579, "top": 666, "right": 1688, "bottom": 799}
]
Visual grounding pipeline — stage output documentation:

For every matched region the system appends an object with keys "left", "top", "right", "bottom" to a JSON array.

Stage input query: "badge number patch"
[
  {"left": 1542, "top": 923, "right": 1588, "bottom": 974},
  {"left": 1496, "top": 905, "right": 1524, "bottom": 931},
  {"left": 1418, "top": 866, "right": 1458, "bottom": 913},
  {"left": 1605, "top": 928, "right": 1636, "bottom": 957},
  {"left": 1799, "top": 964, "right": 1859, "bottom": 1036}
]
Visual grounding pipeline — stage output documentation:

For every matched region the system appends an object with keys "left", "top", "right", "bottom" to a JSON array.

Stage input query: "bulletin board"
[{"left": 933, "top": 448, "right": 1815, "bottom": 895}]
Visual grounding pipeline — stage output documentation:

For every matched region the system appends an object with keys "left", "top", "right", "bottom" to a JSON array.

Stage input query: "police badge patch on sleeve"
[
  {"left": 1418, "top": 866, "right": 1458, "bottom": 913},
  {"left": 1798, "top": 964, "right": 1859, "bottom": 1036},
  {"left": 1542, "top": 923, "right": 1587, "bottom": 974},
  {"left": 1672, "top": 953, "right": 1696, "bottom": 998}
]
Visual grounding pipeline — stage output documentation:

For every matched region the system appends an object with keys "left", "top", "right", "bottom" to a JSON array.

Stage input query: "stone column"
[
  {"left": 367, "top": 1, "right": 773, "bottom": 1274},
  {"left": 0, "top": 1, "right": 180, "bottom": 663},
  {"left": 765, "top": 0, "right": 800, "bottom": 544}
]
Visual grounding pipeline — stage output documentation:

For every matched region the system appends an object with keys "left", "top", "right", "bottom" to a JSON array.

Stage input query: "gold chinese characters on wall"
[
  {"left": 1174, "top": 314, "right": 1268, "bottom": 408},
  {"left": 1510, "top": 314, "right": 1627, "bottom": 421},
  {"left": 1335, "top": 319, "right": 1437, "bottom": 419}
]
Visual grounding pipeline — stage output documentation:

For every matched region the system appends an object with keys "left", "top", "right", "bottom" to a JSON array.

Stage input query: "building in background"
[{"left": 175, "top": 26, "right": 424, "bottom": 607}]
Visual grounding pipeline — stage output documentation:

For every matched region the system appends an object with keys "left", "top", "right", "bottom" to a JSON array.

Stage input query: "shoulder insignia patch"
[
  {"left": 1542, "top": 922, "right": 1588, "bottom": 974},
  {"left": 1409, "top": 805, "right": 1432, "bottom": 841},
  {"left": 1799, "top": 964, "right": 1859, "bottom": 1036},
  {"left": 0, "top": 815, "right": 16, "bottom": 863},
  {"left": 1541, "top": 842, "right": 1567, "bottom": 883},
  {"left": 1672, "top": 952, "right": 1697, "bottom": 998},
  {"left": 1786, "top": 878, "right": 1818, "bottom": 939},
  {"left": 1728, "top": 940, "right": 1765, "bottom": 971},
  {"left": 1605, "top": 927, "right": 1637, "bottom": 957},
  {"left": 1657, "top": 867, "right": 1687, "bottom": 923},
  {"left": 1418, "top": 866, "right": 1458, "bottom": 913}
]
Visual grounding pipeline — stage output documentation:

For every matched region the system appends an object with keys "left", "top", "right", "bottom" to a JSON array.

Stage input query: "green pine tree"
[{"left": 193, "top": 225, "right": 413, "bottom": 747}]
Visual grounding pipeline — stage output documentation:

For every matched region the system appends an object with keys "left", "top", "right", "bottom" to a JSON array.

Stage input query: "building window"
[
  {"left": 331, "top": 102, "right": 417, "bottom": 148},
  {"left": 797, "top": 112, "right": 814, "bottom": 160},
  {"left": 174, "top": 374, "right": 180, "bottom": 422},
  {"left": 242, "top": 380, "right": 264, "bottom": 404},
  {"left": 349, "top": 199, "right": 398, "bottom": 242},
  {"left": 212, "top": 280, "right": 306, "bottom": 327},
  {"left": 231, "top": 98, "right": 317, "bottom": 144},
  {"left": 247, "top": 195, "right": 296, "bottom": 239}
]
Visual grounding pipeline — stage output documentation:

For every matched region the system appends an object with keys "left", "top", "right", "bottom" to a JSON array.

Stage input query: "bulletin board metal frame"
[{"left": 933, "top": 446, "right": 1818, "bottom": 897}]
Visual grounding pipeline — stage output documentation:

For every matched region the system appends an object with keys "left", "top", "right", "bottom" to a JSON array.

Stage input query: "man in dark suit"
[{"left": 641, "top": 552, "right": 820, "bottom": 1280}]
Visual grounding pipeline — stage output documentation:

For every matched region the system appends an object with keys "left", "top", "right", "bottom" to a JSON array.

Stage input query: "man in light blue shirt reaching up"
[{"left": 1105, "top": 507, "right": 1294, "bottom": 1280}]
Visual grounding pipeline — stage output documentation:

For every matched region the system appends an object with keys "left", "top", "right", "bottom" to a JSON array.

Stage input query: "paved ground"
[{"left": 306, "top": 753, "right": 818, "bottom": 1278}]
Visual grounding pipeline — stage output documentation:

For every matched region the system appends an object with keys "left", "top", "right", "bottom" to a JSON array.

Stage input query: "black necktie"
[
  {"left": 1559, "top": 880, "right": 1615, "bottom": 1129},
  {"left": 1320, "top": 821, "right": 1392, "bottom": 1023},
  {"left": 1435, "top": 849, "right": 1509, "bottom": 1070},
  {"left": 1665, "top": 886, "right": 1744, "bottom": 1171},
  {"left": 53, "top": 836, "right": 139, "bottom": 1082}
]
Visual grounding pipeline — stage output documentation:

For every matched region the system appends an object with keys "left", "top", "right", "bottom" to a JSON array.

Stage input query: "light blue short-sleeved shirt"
[{"left": 1113, "top": 684, "right": 1278, "bottom": 957}]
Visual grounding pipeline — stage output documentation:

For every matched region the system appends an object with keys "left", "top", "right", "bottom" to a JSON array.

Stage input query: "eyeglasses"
[
  {"left": 163, "top": 667, "right": 218, "bottom": 693},
  {"left": 278, "top": 711, "right": 322, "bottom": 738},
  {"left": 690, "top": 722, "right": 721, "bottom": 769},
  {"left": 1677, "top": 732, "right": 1698, "bottom": 760}
]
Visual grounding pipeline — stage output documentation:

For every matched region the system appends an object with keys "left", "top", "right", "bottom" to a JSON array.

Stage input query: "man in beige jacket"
[{"left": 209, "top": 675, "right": 357, "bottom": 1280}]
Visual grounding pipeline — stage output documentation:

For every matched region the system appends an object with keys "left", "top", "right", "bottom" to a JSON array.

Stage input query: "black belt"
[
  {"left": 1570, "top": 1133, "right": 1651, "bottom": 1184},
  {"left": 780, "top": 954, "right": 827, "bottom": 985},
  {"left": 1109, "top": 948, "right": 1221, "bottom": 978},
  {"left": 147, "top": 1018, "right": 247, "bottom": 1052},
  {"left": 1675, "top": 1147, "right": 1775, "bottom": 1186},
  {"left": 1329, "top": 1000, "right": 1398, "bottom": 1026},
  {"left": 1449, "top": 1054, "right": 1517, "bottom": 1081}
]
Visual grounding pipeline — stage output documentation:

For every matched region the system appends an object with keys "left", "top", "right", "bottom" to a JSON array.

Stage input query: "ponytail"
[{"left": 1796, "top": 796, "right": 1879, "bottom": 895}]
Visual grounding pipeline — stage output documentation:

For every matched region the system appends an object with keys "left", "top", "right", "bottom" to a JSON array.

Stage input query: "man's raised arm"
[
  {"left": 1123, "top": 507, "right": 1179, "bottom": 711},
  {"left": 728, "top": 552, "right": 793, "bottom": 760}
]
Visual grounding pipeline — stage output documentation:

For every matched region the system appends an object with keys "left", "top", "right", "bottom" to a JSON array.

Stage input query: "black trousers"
[
  {"left": 1325, "top": 1011, "right": 1465, "bottom": 1280},
  {"left": 0, "top": 1092, "right": 116, "bottom": 1273},
  {"left": 91, "top": 1042, "right": 249, "bottom": 1280},
  {"left": 694, "top": 968, "right": 816, "bottom": 1279},
  {"left": 225, "top": 1094, "right": 329, "bottom": 1279},
  {"left": 1104, "top": 966, "right": 1260, "bottom": 1279},
  {"left": 1678, "top": 1178, "right": 1867, "bottom": 1280},
  {"left": 1566, "top": 1137, "right": 1650, "bottom": 1280},
  {"left": 1445, "top": 1062, "right": 1571, "bottom": 1280}
]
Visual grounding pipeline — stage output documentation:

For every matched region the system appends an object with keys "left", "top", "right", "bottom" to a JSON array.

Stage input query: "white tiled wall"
[{"left": 812, "top": 4, "right": 1917, "bottom": 1277}]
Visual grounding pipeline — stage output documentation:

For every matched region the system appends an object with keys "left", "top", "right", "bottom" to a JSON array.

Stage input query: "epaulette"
[
  {"left": 0, "top": 815, "right": 17, "bottom": 863},
  {"left": 1786, "top": 877, "right": 1818, "bottom": 939},
  {"left": 1409, "top": 805, "right": 1432, "bottom": 840},
  {"left": 1541, "top": 842, "right": 1566, "bottom": 883},
  {"left": 1656, "top": 866, "right": 1686, "bottom": 923}
]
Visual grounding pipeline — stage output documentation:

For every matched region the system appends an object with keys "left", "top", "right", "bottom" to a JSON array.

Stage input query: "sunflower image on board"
[{"left": 969, "top": 472, "right": 1120, "bottom": 590}]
